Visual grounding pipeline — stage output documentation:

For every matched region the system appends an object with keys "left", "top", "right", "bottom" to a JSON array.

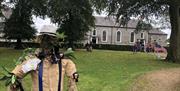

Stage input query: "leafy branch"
[
  {"left": 15, "top": 48, "right": 36, "bottom": 65},
  {"left": 0, "top": 66, "right": 17, "bottom": 86},
  {"left": 0, "top": 48, "right": 36, "bottom": 90},
  {"left": 64, "top": 48, "right": 76, "bottom": 60}
]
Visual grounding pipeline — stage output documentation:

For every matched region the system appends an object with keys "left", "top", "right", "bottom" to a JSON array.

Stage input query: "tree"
[
  {"left": 47, "top": 0, "right": 95, "bottom": 48},
  {"left": 4, "top": 0, "right": 36, "bottom": 49},
  {"left": 1, "top": 0, "right": 94, "bottom": 49},
  {"left": 91, "top": 0, "right": 180, "bottom": 63}
]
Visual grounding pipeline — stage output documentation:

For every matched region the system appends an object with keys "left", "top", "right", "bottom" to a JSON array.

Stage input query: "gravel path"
[{"left": 130, "top": 68, "right": 180, "bottom": 91}]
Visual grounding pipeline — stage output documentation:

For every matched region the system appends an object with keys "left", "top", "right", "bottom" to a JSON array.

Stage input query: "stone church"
[{"left": 85, "top": 16, "right": 168, "bottom": 46}]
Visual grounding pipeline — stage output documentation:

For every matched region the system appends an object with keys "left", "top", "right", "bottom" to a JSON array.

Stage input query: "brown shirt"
[{"left": 10, "top": 57, "right": 78, "bottom": 91}]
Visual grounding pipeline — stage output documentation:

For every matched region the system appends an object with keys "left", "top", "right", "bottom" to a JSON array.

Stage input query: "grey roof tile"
[
  {"left": 94, "top": 16, "right": 167, "bottom": 35},
  {"left": 95, "top": 16, "right": 138, "bottom": 28},
  {"left": 148, "top": 28, "right": 167, "bottom": 35}
]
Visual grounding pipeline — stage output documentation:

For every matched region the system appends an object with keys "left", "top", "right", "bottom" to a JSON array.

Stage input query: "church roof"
[
  {"left": 95, "top": 16, "right": 115, "bottom": 26},
  {"left": 94, "top": 16, "right": 138, "bottom": 28},
  {"left": 148, "top": 29, "right": 167, "bottom": 35},
  {"left": 95, "top": 16, "right": 167, "bottom": 35},
  {"left": 1, "top": 6, "right": 12, "bottom": 19}
]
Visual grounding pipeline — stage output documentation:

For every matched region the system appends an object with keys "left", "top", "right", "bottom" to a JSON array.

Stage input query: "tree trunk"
[
  {"left": 166, "top": 5, "right": 180, "bottom": 63},
  {"left": 15, "top": 38, "right": 23, "bottom": 49},
  {"left": 67, "top": 11, "right": 75, "bottom": 50},
  {"left": 68, "top": 40, "right": 75, "bottom": 50}
]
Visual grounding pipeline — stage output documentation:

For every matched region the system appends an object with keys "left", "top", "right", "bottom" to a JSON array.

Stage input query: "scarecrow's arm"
[
  {"left": 8, "top": 56, "right": 41, "bottom": 91},
  {"left": 65, "top": 59, "right": 79, "bottom": 91},
  {"left": 6, "top": 61, "right": 28, "bottom": 91}
]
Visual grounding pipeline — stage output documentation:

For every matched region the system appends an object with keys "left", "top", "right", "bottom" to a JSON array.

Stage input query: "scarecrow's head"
[
  {"left": 37, "top": 25, "right": 64, "bottom": 63},
  {"left": 37, "top": 25, "right": 59, "bottom": 50}
]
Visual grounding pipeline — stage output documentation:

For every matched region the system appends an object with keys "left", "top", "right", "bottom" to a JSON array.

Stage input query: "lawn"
[{"left": 0, "top": 47, "right": 180, "bottom": 91}]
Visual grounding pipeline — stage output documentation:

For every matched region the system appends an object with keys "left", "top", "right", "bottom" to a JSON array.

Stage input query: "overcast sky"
[{"left": 33, "top": 16, "right": 57, "bottom": 32}]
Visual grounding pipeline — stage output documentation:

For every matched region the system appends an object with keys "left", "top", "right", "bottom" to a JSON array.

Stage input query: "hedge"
[
  {"left": 2, "top": 42, "right": 168, "bottom": 52},
  {"left": 0, "top": 42, "right": 40, "bottom": 48},
  {"left": 0, "top": 42, "right": 84, "bottom": 49},
  {"left": 93, "top": 44, "right": 133, "bottom": 51}
]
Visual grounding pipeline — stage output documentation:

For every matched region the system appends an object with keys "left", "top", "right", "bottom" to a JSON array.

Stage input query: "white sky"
[
  {"left": 33, "top": 16, "right": 57, "bottom": 32},
  {"left": 161, "top": 29, "right": 171, "bottom": 38}
]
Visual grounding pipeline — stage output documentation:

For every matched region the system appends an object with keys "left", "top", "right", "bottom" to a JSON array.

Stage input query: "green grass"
[{"left": 0, "top": 48, "right": 180, "bottom": 91}]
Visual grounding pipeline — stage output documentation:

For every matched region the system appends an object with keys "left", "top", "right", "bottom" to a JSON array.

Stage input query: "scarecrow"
[{"left": 1, "top": 25, "right": 79, "bottom": 91}]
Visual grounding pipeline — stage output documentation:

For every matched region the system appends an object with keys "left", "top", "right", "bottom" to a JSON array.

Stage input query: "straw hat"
[{"left": 39, "top": 25, "right": 57, "bottom": 36}]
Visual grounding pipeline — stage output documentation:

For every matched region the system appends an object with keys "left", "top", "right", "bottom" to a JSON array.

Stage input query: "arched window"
[
  {"left": 141, "top": 33, "right": 144, "bottom": 39},
  {"left": 117, "top": 31, "right": 121, "bottom": 42},
  {"left": 130, "top": 32, "right": 135, "bottom": 42},
  {"left": 102, "top": 31, "right": 106, "bottom": 41},
  {"left": 93, "top": 30, "right": 96, "bottom": 35}
]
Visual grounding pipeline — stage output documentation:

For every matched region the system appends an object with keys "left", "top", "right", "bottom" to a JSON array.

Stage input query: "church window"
[
  {"left": 130, "top": 32, "right": 135, "bottom": 43},
  {"left": 117, "top": 31, "right": 121, "bottom": 42},
  {"left": 102, "top": 31, "right": 107, "bottom": 41}
]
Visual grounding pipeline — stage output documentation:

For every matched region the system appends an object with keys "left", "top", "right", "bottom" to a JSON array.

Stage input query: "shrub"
[{"left": 93, "top": 44, "right": 133, "bottom": 51}]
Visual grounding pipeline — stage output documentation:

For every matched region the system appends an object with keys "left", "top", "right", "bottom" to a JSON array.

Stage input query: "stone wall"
[{"left": 85, "top": 26, "right": 167, "bottom": 46}]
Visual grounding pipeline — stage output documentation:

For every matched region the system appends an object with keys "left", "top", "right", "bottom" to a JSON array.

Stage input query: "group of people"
[
  {"left": 133, "top": 39, "right": 167, "bottom": 53},
  {"left": 85, "top": 41, "right": 93, "bottom": 52},
  {"left": 133, "top": 39, "right": 145, "bottom": 52}
]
